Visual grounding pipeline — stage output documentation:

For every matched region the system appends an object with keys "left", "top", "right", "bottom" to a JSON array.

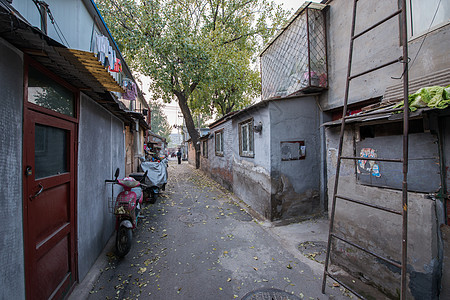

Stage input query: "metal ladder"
[{"left": 321, "top": 0, "right": 410, "bottom": 299}]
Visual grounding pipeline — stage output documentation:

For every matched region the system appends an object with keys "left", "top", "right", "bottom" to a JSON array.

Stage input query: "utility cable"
[
  {"left": 392, "top": 0, "right": 442, "bottom": 80},
  {"left": 46, "top": 6, "right": 70, "bottom": 47},
  {"left": 31, "top": 0, "right": 70, "bottom": 47},
  {"left": 408, "top": 0, "right": 442, "bottom": 72}
]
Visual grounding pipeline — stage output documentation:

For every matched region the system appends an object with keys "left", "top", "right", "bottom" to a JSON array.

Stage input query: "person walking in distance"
[{"left": 177, "top": 149, "right": 182, "bottom": 164}]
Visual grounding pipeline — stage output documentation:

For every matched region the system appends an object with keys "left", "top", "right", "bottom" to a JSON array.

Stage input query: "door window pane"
[
  {"left": 28, "top": 66, "right": 75, "bottom": 117},
  {"left": 35, "top": 125, "right": 68, "bottom": 179}
]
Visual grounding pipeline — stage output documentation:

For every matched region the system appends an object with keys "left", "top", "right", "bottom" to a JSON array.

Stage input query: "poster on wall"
[
  {"left": 356, "top": 133, "right": 440, "bottom": 193},
  {"left": 281, "top": 141, "right": 306, "bottom": 161}
]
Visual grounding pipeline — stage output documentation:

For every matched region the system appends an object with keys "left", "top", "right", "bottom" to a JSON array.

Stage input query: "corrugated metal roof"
[
  {"left": 324, "top": 67, "right": 450, "bottom": 127},
  {"left": 322, "top": 104, "right": 434, "bottom": 127},
  {"left": 383, "top": 67, "right": 450, "bottom": 103},
  {"left": 208, "top": 93, "right": 319, "bottom": 128}
]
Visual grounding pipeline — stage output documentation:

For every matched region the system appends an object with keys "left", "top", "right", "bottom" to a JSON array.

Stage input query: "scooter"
[
  {"left": 139, "top": 158, "right": 168, "bottom": 203},
  {"left": 106, "top": 168, "right": 147, "bottom": 257},
  {"left": 130, "top": 158, "right": 168, "bottom": 204}
]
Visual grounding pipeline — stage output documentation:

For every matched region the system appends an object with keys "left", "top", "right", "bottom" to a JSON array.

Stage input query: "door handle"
[{"left": 31, "top": 183, "right": 44, "bottom": 200}]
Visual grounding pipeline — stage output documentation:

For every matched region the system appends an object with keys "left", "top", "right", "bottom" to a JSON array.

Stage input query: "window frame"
[
  {"left": 215, "top": 130, "right": 224, "bottom": 156},
  {"left": 239, "top": 118, "right": 254, "bottom": 158},
  {"left": 202, "top": 139, "right": 208, "bottom": 158},
  {"left": 406, "top": 0, "right": 450, "bottom": 39},
  {"left": 25, "top": 58, "right": 79, "bottom": 123}
]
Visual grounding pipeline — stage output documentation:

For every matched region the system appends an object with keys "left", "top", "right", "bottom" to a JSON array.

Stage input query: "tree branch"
[
  {"left": 189, "top": 82, "right": 199, "bottom": 94},
  {"left": 222, "top": 31, "right": 258, "bottom": 45},
  {"left": 222, "top": 0, "right": 253, "bottom": 25}
]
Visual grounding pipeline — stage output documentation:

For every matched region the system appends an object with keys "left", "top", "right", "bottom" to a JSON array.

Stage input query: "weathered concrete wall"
[
  {"left": 201, "top": 121, "right": 234, "bottom": 191},
  {"left": 77, "top": 94, "right": 125, "bottom": 281},
  {"left": 441, "top": 224, "right": 450, "bottom": 299},
  {"left": 269, "top": 97, "right": 321, "bottom": 221},
  {"left": 0, "top": 38, "right": 26, "bottom": 300},
  {"left": 199, "top": 138, "right": 212, "bottom": 175},
  {"left": 326, "top": 125, "right": 441, "bottom": 299},
  {"left": 134, "top": 128, "right": 144, "bottom": 171},
  {"left": 405, "top": 26, "right": 450, "bottom": 84},
  {"left": 232, "top": 107, "right": 272, "bottom": 219},
  {"left": 125, "top": 125, "right": 134, "bottom": 175},
  {"left": 187, "top": 142, "right": 196, "bottom": 165},
  {"left": 320, "top": 0, "right": 450, "bottom": 111}
]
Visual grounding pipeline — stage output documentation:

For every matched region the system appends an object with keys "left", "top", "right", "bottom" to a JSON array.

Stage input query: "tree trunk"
[{"left": 175, "top": 92, "right": 201, "bottom": 169}]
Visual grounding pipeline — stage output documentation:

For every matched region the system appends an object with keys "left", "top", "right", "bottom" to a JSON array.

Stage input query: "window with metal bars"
[{"left": 260, "top": 5, "right": 327, "bottom": 100}]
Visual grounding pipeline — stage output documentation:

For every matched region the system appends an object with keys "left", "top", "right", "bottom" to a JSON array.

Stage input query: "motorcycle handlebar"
[{"left": 105, "top": 179, "right": 116, "bottom": 183}]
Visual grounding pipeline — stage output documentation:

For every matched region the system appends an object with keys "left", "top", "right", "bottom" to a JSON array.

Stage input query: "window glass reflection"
[
  {"left": 35, "top": 124, "right": 68, "bottom": 179},
  {"left": 28, "top": 66, "right": 74, "bottom": 117}
]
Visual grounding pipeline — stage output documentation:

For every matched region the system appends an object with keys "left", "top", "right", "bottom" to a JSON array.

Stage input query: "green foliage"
[
  {"left": 149, "top": 101, "right": 172, "bottom": 142},
  {"left": 190, "top": 42, "right": 260, "bottom": 116},
  {"left": 97, "top": 0, "right": 289, "bottom": 166},
  {"left": 97, "top": 0, "right": 287, "bottom": 104}
]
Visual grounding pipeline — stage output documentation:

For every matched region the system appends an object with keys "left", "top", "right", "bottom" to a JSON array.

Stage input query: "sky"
[
  {"left": 276, "top": 0, "right": 320, "bottom": 12},
  {"left": 154, "top": 0, "right": 321, "bottom": 133}
]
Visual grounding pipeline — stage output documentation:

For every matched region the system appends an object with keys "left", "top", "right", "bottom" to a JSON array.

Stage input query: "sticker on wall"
[{"left": 357, "top": 148, "right": 381, "bottom": 177}]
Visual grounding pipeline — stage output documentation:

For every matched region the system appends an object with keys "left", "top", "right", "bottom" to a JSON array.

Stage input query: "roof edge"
[{"left": 209, "top": 93, "right": 319, "bottom": 129}]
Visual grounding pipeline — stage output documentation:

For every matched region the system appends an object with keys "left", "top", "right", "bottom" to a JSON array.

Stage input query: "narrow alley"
[{"left": 77, "top": 161, "right": 351, "bottom": 300}]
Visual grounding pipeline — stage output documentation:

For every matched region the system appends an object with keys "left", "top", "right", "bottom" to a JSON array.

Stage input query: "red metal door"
[{"left": 24, "top": 110, "right": 77, "bottom": 299}]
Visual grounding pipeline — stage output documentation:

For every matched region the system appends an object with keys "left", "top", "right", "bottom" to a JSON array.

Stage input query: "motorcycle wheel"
[
  {"left": 116, "top": 226, "right": 132, "bottom": 257},
  {"left": 149, "top": 191, "right": 158, "bottom": 204}
]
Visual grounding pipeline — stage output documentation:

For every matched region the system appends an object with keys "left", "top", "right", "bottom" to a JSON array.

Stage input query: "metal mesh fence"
[{"left": 261, "top": 8, "right": 327, "bottom": 100}]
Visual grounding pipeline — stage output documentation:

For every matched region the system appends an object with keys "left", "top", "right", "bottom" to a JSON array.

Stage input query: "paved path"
[{"left": 86, "top": 161, "right": 349, "bottom": 299}]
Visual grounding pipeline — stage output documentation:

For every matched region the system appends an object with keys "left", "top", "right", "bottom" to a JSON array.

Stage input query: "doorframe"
[{"left": 22, "top": 55, "right": 80, "bottom": 298}]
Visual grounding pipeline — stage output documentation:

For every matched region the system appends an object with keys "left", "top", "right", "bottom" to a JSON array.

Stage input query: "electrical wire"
[
  {"left": 393, "top": 0, "right": 443, "bottom": 80},
  {"left": 408, "top": 0, "right": 442, "bottom": 72},
  {"left": 31, "top": 0, "right": 70, "bottom": 47},
  {"left": 46, "top": 6, "right": 70, "bottom": 47}
]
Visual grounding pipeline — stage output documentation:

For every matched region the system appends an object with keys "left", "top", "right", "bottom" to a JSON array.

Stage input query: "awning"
[
  {"left": 125, "top": 110, "right": 150, "bottom": 130},
  {"left": 57, "top": 48, "right": 124, "bottom": 93},
  {"left": 0, "top": 5, "right": 123, "bottom": 94},
  {"left": 0, "top": 2, "right": 132, "bottom": 122},
  {"left": 322, "top": 104, "right": 433, "bottom": 127}
]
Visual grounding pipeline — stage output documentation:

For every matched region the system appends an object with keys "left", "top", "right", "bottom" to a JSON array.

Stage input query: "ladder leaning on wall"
[{"left": 321, "top": 0, "right": 410, "bottom": 299}]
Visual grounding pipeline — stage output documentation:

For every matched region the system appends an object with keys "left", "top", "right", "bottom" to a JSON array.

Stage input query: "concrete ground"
[{"left": 69, "top": 161, "right": 355, "bottom": 300}]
